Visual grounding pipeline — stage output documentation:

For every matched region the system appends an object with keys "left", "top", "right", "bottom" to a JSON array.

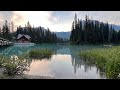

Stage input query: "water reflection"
[
  {"left": 69, "top": 45, "right": 93, "bottom": 73},
  {"left": 0, "top": 44, "right": 106, "bottom": 79},
  {"left": 69, "top": 45, "right": 106, "bottom": 78}
]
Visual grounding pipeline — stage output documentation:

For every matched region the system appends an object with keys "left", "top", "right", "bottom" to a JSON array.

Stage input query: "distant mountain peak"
[{"left": 54, "top": 31, "right": 71, "bottom": 39}]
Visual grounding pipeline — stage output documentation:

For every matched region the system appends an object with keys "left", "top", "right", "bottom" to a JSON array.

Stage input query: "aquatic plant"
[
  {"left": 79, "top": 46, "right": 120, "bottom": 79},
  {"left": 29, "top": 48, "right": 53, "bottom": 59}
]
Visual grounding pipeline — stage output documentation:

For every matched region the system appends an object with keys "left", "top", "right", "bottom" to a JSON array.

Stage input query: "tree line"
[
  {"left": 16, "top": 22, "right": 57, "bottom": 43},
  {"left": 70, "top": 13, "right": 120, "bottom": 45},
  {"left": 0, "top": 20, "right": 13, "bottom": 41},
  {"left": 0, "top": 20, "right": 62, "bottom": 43}
]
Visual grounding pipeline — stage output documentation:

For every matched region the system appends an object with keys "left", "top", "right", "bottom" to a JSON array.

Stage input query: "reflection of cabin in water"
[{"left": 17, "top": 34, "right": 31, "bottom": 43}]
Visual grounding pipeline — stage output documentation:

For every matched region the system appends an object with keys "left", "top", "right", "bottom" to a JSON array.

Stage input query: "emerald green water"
[{"left": 0, "top": 44, "right": 107, "bottom": 79}]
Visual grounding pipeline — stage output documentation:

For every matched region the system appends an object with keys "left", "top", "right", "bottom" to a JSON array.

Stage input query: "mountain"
[
  {"left": 110, "top": 24, "right": 120, "bottom": 31},
  {"left": 54, "top": 32, "right": 71, "bottom": 39}
]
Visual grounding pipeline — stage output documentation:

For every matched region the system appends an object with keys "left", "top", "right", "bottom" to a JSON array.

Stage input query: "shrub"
[{"left": 2, "top": 55, "right": 30, "bottom": 75}]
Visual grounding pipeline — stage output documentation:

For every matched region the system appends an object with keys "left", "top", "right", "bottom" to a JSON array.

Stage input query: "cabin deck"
[{"left": 0, "top": 38, "right": 14, "bottom": 47}]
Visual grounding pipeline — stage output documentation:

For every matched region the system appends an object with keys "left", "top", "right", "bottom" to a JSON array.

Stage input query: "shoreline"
[
  {"left": 0, "top": 68, "right": 53, "bottom": 79},
  {"left": 0, "top": 74, "right": 54, "bottom": 79}
]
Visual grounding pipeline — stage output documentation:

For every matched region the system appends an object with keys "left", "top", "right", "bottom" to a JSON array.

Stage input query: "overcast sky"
[{"left": 0, "top": 11, "right": 120, "bottom": 32}]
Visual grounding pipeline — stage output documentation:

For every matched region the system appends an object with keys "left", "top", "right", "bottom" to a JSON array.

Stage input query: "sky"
[{"left": 0, "top": 11, "right": 120, "bottom": 32}]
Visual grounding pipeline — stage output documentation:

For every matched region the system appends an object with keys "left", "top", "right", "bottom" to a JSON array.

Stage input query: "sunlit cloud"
[{"left": 0, "top": 11, "right": 120, "bottom": 32}]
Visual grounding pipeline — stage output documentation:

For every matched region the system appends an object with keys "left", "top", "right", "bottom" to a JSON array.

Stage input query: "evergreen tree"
[
  {"left": 1, "top": 20, "right": 10, "bottom": 40},
  {"left": 70, "top": 13, "right": 120, "bottom": 45},
  {"left": 117, "top": 30, "right": 120, "bottom": 43},
  {"left": 70, "top": 21, "right": 75, "bottom": 43},
  {"left": 79, "top": 20, "right": 82, "bottom": 42},
  {"left": 2, "top": 25, "right": 5, "bottom": 39},
  {"left": 111, "top": 29, "right": 117, "bottom": 43},
  {"left": 84, "top": 15, "right": 88, "bottom": 43},
  {"left": 0, "top": 27, "right": 2, "bottom": 38}
]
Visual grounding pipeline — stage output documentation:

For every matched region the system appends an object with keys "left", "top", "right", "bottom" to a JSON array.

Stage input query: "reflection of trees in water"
[
  {"left": 69, "top": 45, "right": 106, "bottom": 78},
  {"left": 96, "top": 66, "right": 106, "bottom": 78},
  {"left": 69, "top": 45, "right": 91, "bottom": 74},
  {"left": 1, "top": 44, "right": 107, "bottom": 78},
  {"left": 99, "top": 72, "right": 106, "bottom": 78},
  {"left": 0, "top": 44, "right": 61, "bottom": 56},
  {"left": 30, "top": 55, "right": 53, "bottom": 61}
]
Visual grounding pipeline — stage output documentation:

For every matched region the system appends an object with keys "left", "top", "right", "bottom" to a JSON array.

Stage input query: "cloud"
[
  {"left": 49, "top": 11, "right": 74, "bottom": 24},
  {"left": 12, "top": 11, "right": 51, "bottom": 26},
  {"left": 12, "top": 11, "right": 73, "bottom": 32},
  {"left": 0, "top": 11, "right": 54, "bottom": 31},
  {"left": 49, "top": 22, "right": 72, "bottom": 32},
  {"left": 76, "top": 11, "right": 120, "bottom": 25},
  {"left": 0, "top": 11, "right": 14, "bottom": 26},
  {"left": 1, "top": 11, "right": 120, "bottom": 32}
]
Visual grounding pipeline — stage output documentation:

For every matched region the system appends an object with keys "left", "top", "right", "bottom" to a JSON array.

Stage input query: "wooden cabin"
[{"left": 17, "top": 34, "right": 31, "bottom": 43}]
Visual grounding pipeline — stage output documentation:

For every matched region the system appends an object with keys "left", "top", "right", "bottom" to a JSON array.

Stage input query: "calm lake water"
[{"left": 0, "top": 44, "right": 107, "bottom": 79}]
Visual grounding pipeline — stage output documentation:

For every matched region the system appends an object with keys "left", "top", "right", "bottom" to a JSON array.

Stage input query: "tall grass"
[
  {"left": 29, "top": 48, "right": 53, "bottom": 59},
  {"left": 79, "top": 46, "right": 120, "bottom": 79}
]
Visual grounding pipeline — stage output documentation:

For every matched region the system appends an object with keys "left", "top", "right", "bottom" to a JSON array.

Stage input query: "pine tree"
[
  {"left": 79, "top": 20, "right": 82, "bottom": 43},
  {"left": 91, "top": 20, "right": 95, "bottom": 43},
  {"left": 2, "top": 25, "right": 5, "bottom": 39},
  {"left": 70, "top": 21, "right": 75, "bottom": 43},
  {"left": 0, "top": 27, "right": 2, "bottom": 38},
  {"left": 74, "top": 13, "right": 77, "bottom": 27},
  {"left": 108, "top": 25, "right": 113, "bottom": 43},
  {"left": 111, "top": 29, "right": 117, "bottom": 43},
  {"left": 103, "top": 22, "right": 109, "bottom": 43},
  {"left": 117, "top": 30, "right": 120, "bottom": 43},
  {"left": 84, "top": 15, "right": 88, "bottom": 43},
  {"left": 11, "top": 21, "right": 14, "bottom": 33}
]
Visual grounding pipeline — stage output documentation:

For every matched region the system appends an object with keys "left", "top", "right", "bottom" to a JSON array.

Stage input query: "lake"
[{"left": 0, "top": 44, "right": 107, "bottom": 79}]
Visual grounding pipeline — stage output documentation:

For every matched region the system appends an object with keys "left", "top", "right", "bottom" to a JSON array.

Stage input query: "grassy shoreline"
[{"left": 79, "top": 46, "right": 120, "bottom": 79}]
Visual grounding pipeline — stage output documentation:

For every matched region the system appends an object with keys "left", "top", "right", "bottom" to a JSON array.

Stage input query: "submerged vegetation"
[
  {"left": 79, "top": 46, "right": 120, "bottom": 79},
  {"left": 29, "top": 49, "right": 53, "bottom": 59}
]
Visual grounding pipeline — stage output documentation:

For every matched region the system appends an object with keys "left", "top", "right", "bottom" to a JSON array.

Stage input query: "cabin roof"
[{"left": 17, "top": 34, "right": 31, "bottom": 40}]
